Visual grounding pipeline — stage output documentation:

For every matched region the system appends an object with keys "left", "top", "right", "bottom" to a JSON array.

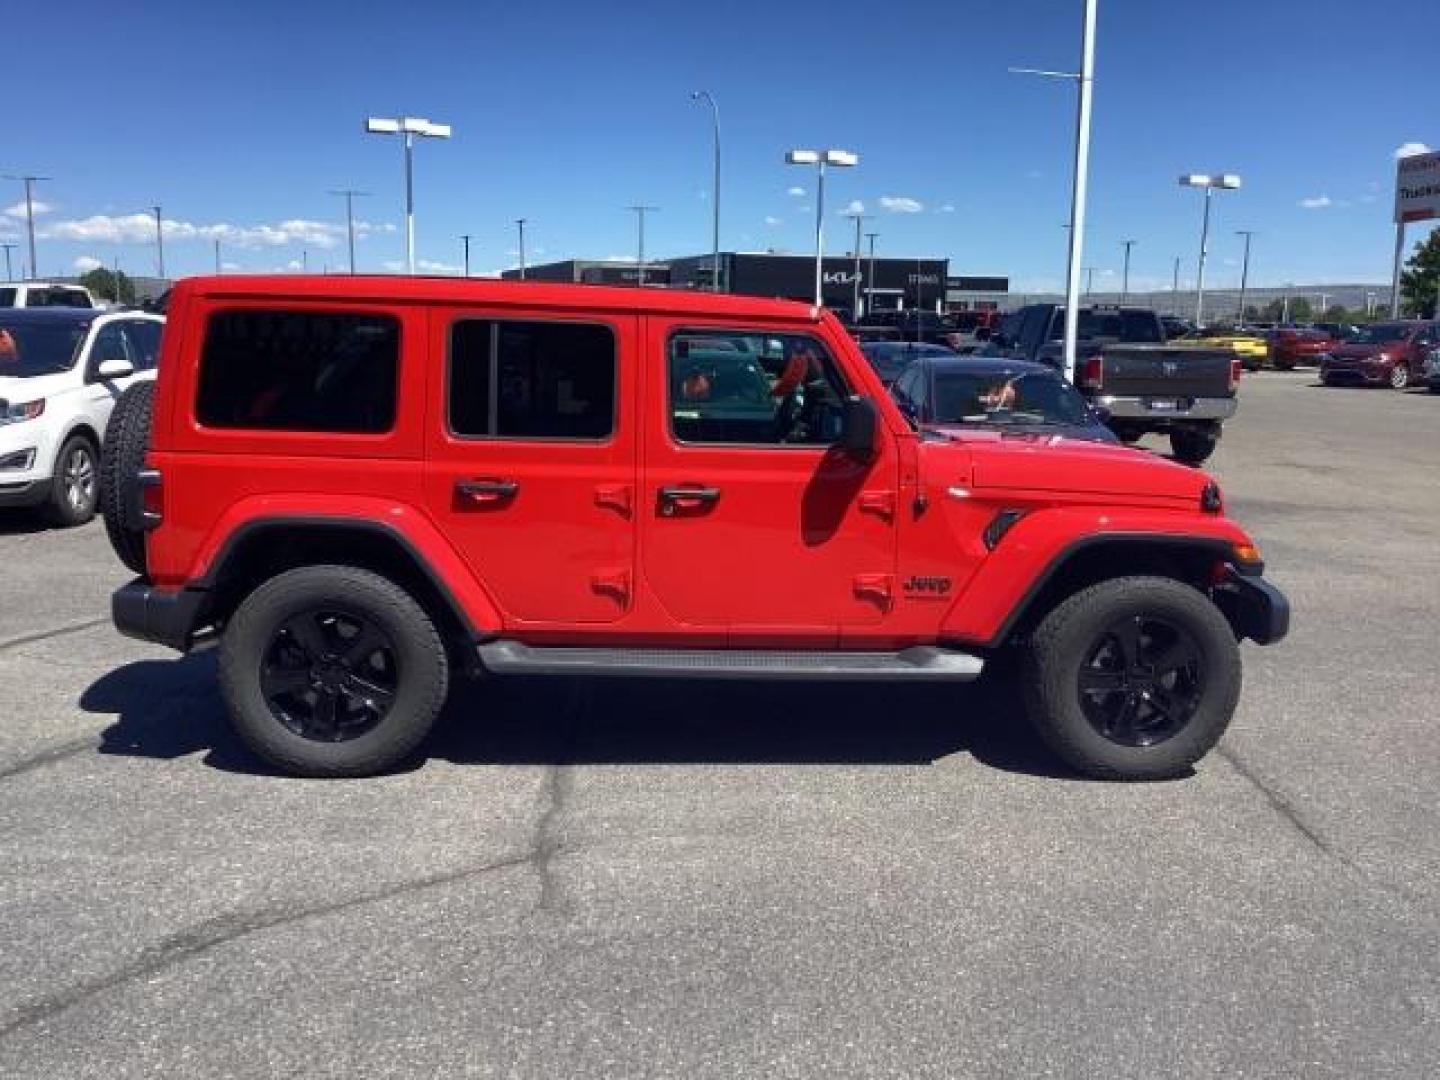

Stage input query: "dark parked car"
[
  {"left": 858, "top": 341, "right": 956, "bottom": 385},
  {"left": 1320, "top": 320, "right": 1440, "bottom": 389},
  {"left": 890, "top": 355, "right": 1118, "bottom": 444},
  {"left": 1267, "top": 327, "right": 1335, "bottom": 370},
  {"left": 871, "top": 309, "right": 954, "bottom": 345}
]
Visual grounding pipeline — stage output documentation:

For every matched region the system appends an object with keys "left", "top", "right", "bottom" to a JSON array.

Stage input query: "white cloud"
[
  {"left": 879, "top": 195, "right": 924, "bottom": 213},
  {"left": 383, "top": 258, "right": 463, "bottom": 275},
  {"left": 764, "top": 215, "right": 782, "bottom": 226},
  {"left": 220, "top": 261, "right": 242, "bottom": 271},
  {"left": 787, "top": 186, "right": 805, "bottom": 197},
  {"left": 939, "top": 204, "right": 956, "bottom": 213},
  {"left": 40, "top": 213, "right": 393, "bottom": 249},
  {"left": 839, "top": 199, "right": 865, "bottom": 215},
  {"left": 284, "top": 259, "right": 303, "bottom": 271},
  {"left": 1394, "top": 141, "right": 1432, "bottom": 159},
  {"left": 1299, "top": 196, "right": 1332, "bottom": 209},
  {"left": 3, "top": 200, "right": 53, "bottom": 219},
  {"left": 72, "top": 255, "right": 103, "bottom": 272}
]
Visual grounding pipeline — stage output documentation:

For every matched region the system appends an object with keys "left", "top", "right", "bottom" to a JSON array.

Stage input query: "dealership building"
[{"left": 504, "top": 253, "right": 1008, "bottom": 317}]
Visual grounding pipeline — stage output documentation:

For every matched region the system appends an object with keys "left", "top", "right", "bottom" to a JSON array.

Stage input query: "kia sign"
[{"left": 1395, "top": 151, "right": 1440, "bottom": 224}]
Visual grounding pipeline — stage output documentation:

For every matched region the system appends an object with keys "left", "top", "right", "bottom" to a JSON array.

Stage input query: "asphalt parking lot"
[{"left": 1, "top": 369, "right": 1437, "bottom": 1078}]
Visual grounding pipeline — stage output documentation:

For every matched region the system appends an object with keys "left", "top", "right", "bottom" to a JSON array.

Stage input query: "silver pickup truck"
[{"left": 986, "top": 304, "right": 1239, "bottom": 464}]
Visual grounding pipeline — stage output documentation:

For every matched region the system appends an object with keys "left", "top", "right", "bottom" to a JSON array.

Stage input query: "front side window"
[
  {"left": 449, "top": 319, "right": 615, "bottom": 439},
  {"left": 668, "top": 330, "right": 850, "bottom": 445},
  {"left": 124, "top": 320, "right": 163, "bottom": 370},
  {"left": 196, "top": 310, "right": 399, "bottom": 432}
]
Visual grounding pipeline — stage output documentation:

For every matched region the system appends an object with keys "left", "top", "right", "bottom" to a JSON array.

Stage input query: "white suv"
[
  {"left": 0, "top": 282, "right": 96, "bottom": 309},
  {"left": 0, "top": 308, "right": 163, "bottom": 525}
]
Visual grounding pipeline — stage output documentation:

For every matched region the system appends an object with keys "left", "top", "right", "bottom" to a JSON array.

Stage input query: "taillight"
[
  {"left": 137, "top": 468, "right": 164, "bottom": 530},
  {"left": 1080, "top": 355, "right": 1104, "bottom": 390},
  {"left": 1229, "top": 358, "right": 1242, "bottom": 392}
]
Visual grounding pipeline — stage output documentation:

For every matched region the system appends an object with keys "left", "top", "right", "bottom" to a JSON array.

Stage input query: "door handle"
[
  {"left": 456, "top": 478, "right": 519, "bottom": 503},
  {"left": 658, "top": 486, "right": 720, "bottom": 515}
]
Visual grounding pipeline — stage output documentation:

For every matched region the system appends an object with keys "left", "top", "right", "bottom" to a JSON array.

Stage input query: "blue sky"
[{"left": 3, "top": 0, "right": 1436, "bottom": 291}]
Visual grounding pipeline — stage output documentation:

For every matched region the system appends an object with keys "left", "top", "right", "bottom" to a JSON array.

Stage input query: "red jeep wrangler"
[{"left": 103, "top": 276, "right": 1287, "bottom": 780}]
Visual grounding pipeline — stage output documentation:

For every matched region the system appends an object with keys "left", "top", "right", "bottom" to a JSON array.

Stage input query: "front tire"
[
  {"left": 219, "top": 565, "right": 450, "bottom": 778},
  {"left": 1169, "top": 425, "right": 1219, "bottom": 466},
  {"left": 1021, "top": 576, "right": 1242, "bottom": 781},
  {"left": 1388, "top": 363, "right": 1410, "bottom": 390},
  {"left": 46, "top": 435, "right": 99, "bottom": 527}
]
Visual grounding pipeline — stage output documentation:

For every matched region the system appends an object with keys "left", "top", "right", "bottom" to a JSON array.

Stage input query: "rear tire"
[
  {"left": 1169, "top": 425, "right": 1218, "bottom": 466},
  {"left": 1272, "top": 357, "right": 1296, "bottom": 371},
  {"left": 45, "top": 435, "right": 99, "bottom": 527},
  {"left": 219, "top": 565, "right": 450, "bottom": 778},
  {"left": 99, "top": 380, "right": 154, "bottom": 574},
  {"left": 1021, "top": 576, "right": 1242, "bottom": 781}
]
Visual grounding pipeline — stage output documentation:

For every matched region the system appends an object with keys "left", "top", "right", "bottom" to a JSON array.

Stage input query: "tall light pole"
[
  {"left": 1084, "top": 266, "right": 1096, "bottom": 298},
  {"left": 214, "top": 238, "right": 222, "bottom": 274},
  {"left": 1, "top": 242, "right": 15, "bottom": 282},
  {"left": 328, "top": 189, "right": 369, "bottom": 274},
  {"left": 365, "top": 116, "right": 451, "bottom": 275},
  {"left": 460, "top": 234, "right": 473, "bottom": 277},
  {"left": 785, "top": 148, "right": 859, "bottom": 306},
  {"left": 846, "top": 212, "right": 871, "bottom": 318},
  {"left": 1009, "top": 0, "right": 1097, "bottom": 383},
  {"left": 865, "top": 231, "right": 879, "bottom": 317},
  {"left": 1235, "top": 229, "right": 1255, "bottom": 322},
  {"left": 1120, "top": 239, "right": 1136, "bottom": 302},
  {"left": 151, "top": 205, "right": 166, "bottom": 280},
  {"left": 628, "top": 206, "right": 658, "bottom": 286},
  {"left": 515, "top": 218, "right": 527, "bottom": 279},
  {"left": 3, "top": 175, "right": 49, "bottom": 280},
  {"left": 1179, "top": 172, "right": 1241, "bottom": 326},
  {"left": 691, "top": 90, "right": 721, "bottom": 291},
  {"left": 1172, "top": 256, "right": 1181, "bottom": 314}
]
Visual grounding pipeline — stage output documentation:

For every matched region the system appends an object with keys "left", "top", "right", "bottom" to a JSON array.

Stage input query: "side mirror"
[
  {"left": 95, "top": 357, "right": 134, "bottom": 380},
  {"left": 841, "top": 396, "right": 879, "bottom": 458}
]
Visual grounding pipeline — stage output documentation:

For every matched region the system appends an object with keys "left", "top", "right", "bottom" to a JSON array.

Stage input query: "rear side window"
[
  {"left": 448, "top": 319, "right": 616, "bottom": 439},
  {"left": 196, "top": 310, "right": 399, "bottom": 433}
]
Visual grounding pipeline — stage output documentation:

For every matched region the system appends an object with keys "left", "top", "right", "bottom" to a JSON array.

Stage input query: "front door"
[
  {"left": 639, "top": 320, "right": 897, "bottom": 644},
  {"left": 424, "top": 308, "right": 636, "bottom": 627}
]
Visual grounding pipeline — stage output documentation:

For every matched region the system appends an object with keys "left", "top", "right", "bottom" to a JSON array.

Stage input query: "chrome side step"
[{"left": 476, "top": 641, "right": 984, "bottom": 681}]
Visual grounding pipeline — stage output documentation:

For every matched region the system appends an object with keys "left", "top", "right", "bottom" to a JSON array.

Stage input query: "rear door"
[
  {"left": 638, "top": 320, "right": 898, "bottom": 643},
  {"left": 423, "top": 307, "right": 637, "bottom": 627}
]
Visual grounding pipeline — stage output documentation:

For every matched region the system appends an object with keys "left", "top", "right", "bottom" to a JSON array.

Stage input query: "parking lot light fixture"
[
  {"left": 1180, "top": 172, "right": 1242, "bottom": 326},
  {"left": 1235, "top": 230, "right": 1256, "bottom": 321},
  {"left": 515, "top": 219, "right": 527, "bottom": 279},
  {"left": 3, "top": 174, "right": 50, "bottom": 280},
  {"left": 328, "top": 189, "right": 370, "bottom": 274},
  {"left": 628, "top": 206, "right": 658, "bottom": 286},
  {"left": 786, "top": 148, "right": 859, "bottom": 306},
  {"left": 152, "top": 205, "right": 166, "bottom": 280},
  {"left": 865, "top": 231, "right": 879, "bottom": 315},
  {"left": 691, "top": 91, "right": 722, "bottom": 291},
  {"left": 365, "top": 115, "right": 451, "bottom": 275},
  {"left": 1121, "top": 239, "right": 1136, "bottom": 302}
]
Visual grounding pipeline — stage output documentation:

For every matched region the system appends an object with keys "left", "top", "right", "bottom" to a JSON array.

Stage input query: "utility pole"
[
  {"left": 152, "top": 205, "right": 166, "bottom": 280},
  {"left": 1120, "top": 239, "right": 1135, "bottom": 302},
  {"left": 1171, "top": 255, "right": 1181, "bottom": 314},
  {"left": 846, "top": 213, "right": 871, "bottom": 318},
  {"left": 460, "top": 233, "right": 473, "bottom": 277},
  {"left": 628, "top": 205, "right": 658, "bottom": 286},
  {"left": 1235, "top": 230, "right": 1255, "bottom": 322},
  {"left": 691, "top": 91, "right": 722, "bottom": 290},
  {"left": 214, "top": 238, "right": 221, "bottom": 274},
  {"left": 1084, "top": 266, "right": 1096, "bottom": 297},
  {"left": 515, "top": 218, "right": 527, "bottom": 279},
  {"left": 328, "top": 189, "right": 369, "bottom": 274},
  {"left": 865, "top": 232, "right": 879, "bottom": 318},
  {"left": 1, "top": 242, "right": 14, "bottom": 282},
  {"left": 4, "top": 175, "right": 50, "bottom": 279}
]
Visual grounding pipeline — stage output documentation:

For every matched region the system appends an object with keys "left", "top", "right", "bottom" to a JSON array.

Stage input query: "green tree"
[
  {"left": 1287, "top": 296, "right": 1313, "bottom": 322},
  {"left": 1400, "top": 226, "right": 1440, "bottom": 318},
  {"left": 1321, "top": 305, "right": 1351, "bottom": 324},
  {"left": 79, "top": 266, "right": 136, "bottom": 306}
]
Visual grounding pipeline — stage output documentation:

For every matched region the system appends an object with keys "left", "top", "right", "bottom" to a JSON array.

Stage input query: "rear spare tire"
[
  {"left": 100, "top": 380, "right": 154, "bottom": 575},
  {"left": 1021, "top": 576, "right": 1242, "bottom": 781}
]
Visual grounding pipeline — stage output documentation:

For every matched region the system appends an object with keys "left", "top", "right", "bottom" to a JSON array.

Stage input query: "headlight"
[{"left": 0, "top": 399, "right": 45, "bottom": 426}]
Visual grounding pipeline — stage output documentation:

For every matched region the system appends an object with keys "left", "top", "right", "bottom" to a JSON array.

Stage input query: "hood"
[
  {"left": 1331, "top": 343, "right": 1393, "bottom": 359},
  {"left": 932, "top": 428, "right": 1210, "bottom": 505},
  {"left": 0, "top": 372, "right": 73, "bottom": 404}
]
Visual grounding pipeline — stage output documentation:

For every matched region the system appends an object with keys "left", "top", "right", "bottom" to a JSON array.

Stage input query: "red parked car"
[
  {"left": 1266, "top": 327, "right": 1335, "bottom": 370},
  {"left": 1320, "top": 320, "right": 1440, "bottom": 389},
  {"left": 101, "top": 275, "right": 1287, "bottom": 781}
]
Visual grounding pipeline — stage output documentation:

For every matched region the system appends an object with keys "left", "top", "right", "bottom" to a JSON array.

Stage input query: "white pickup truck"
[
  {"left": 0, "top": 307, "right": 163, "bottom": 525},
  {"left": 0, "top": 282, "right": 96, "bottom": 308}
]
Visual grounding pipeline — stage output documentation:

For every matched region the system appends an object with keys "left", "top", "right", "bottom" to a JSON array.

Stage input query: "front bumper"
[
  {"left": 1213, "top": 567, "right": 1289, "bottom": 645},
  {"left": 113, "top": 578, "right": 211, "bottom": 652},
  {"left": 0, "top": 478, "right": 48, "bottom": 508},
  {"left": 1097, "top": 395, "right": 1238, "bottom": 421}
]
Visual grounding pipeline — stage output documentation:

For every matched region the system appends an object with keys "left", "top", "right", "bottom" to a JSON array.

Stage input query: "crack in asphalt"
[
  {"left": 0, "top": 618, "right": 109, "bottom": 655},
  {"left": 530, "top": 681, "right": 586, "bottom": 916},
  {"left": 0, "top": 852, "right": 535, "bottom": 1043},
  {"left": 0, "top": 736, "right": 98, "bottom": 781}
]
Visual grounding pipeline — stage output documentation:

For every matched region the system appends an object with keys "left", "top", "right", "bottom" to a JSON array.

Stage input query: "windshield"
[
  {"left": 931, "top": 370, "right": 1091, "bottom": 427},
  {"left": 1348, "top": 323, "right": 1409, "bottom": 345},
  {"left": 0, "top": 321, "right": 89, "bottom": 377}
]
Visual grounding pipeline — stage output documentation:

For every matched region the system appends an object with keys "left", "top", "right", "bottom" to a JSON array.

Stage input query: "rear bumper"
[
  {"left": 112, "top": 578, "right": 210, "bottom": 652},
  {"left": 1213, "top": 567, "right": 1289, "bottom": 646},
  {"left": 1097, "top": 395, "right": 1237, "bottom": 421}
]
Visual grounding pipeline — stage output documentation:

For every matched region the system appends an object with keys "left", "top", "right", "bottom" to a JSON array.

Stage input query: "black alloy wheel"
[
  {"left": 1077, "top": 614, "right": 1204, "bottom": 748},
  {"left": 260, "top": 608, "right": 399, "bottom": 743}
]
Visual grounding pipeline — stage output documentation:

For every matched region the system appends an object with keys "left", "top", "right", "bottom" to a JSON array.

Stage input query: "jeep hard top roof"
[{"left": 174, "top": 274, "right": 827, "bottom": 323}]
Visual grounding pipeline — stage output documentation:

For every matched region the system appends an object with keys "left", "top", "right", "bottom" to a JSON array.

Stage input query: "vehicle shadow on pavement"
[
  {"left": 80, "top": 655, "right": 1088, "bottom": 780},
  {"left": 0, "top": 509, "right": 59, "bottom": 536}
]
